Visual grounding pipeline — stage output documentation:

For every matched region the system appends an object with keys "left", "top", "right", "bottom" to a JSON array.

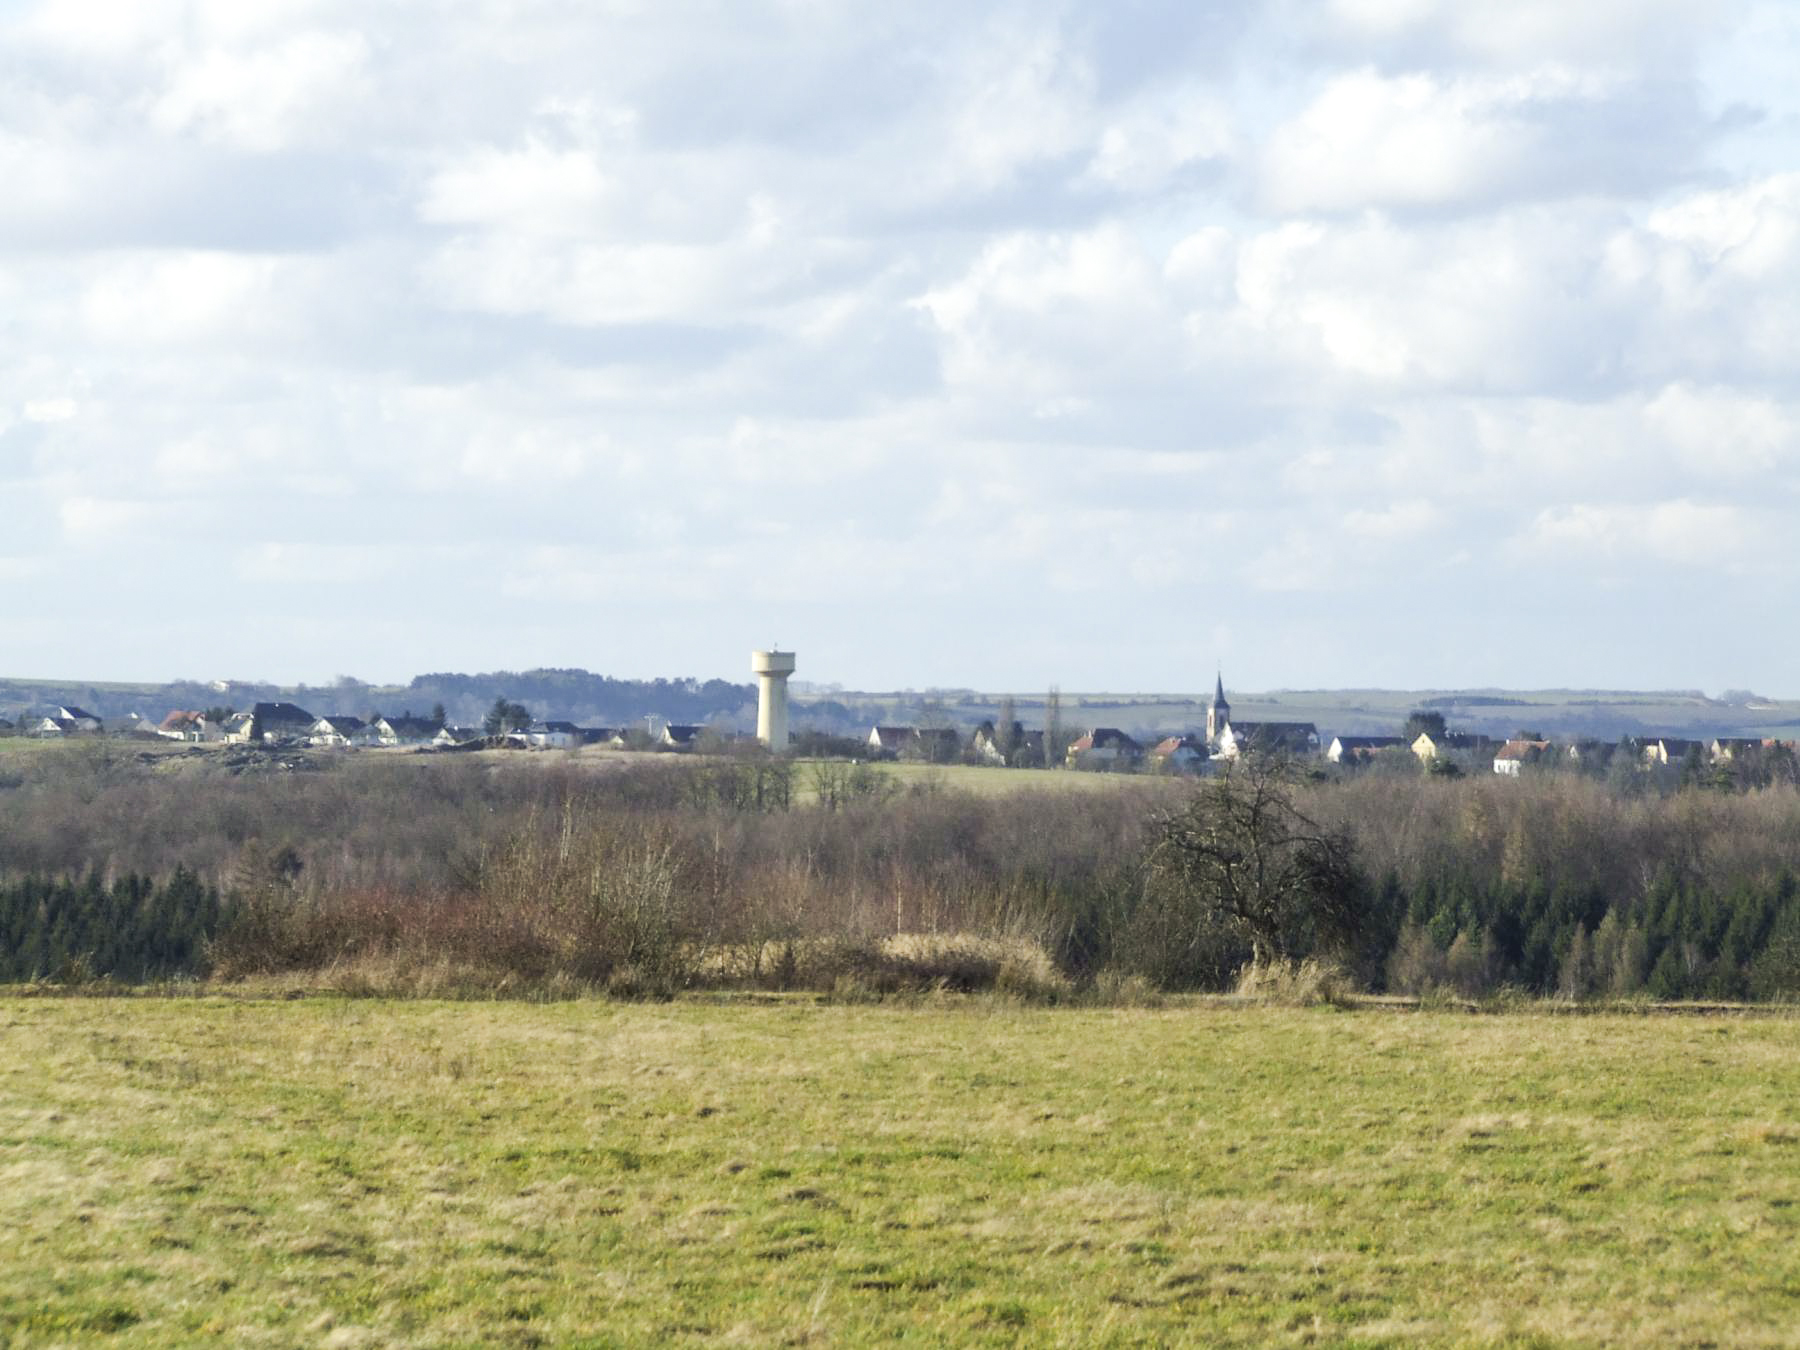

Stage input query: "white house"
[
  {"left": 1493, "top": 739, "right": 1553, "bottom": 777},
  {"left": 525, "top": 720, "right": 581, "bottom": 749},
  {"left": 309, "top": 715, "right": 367, "bottom": 747}
]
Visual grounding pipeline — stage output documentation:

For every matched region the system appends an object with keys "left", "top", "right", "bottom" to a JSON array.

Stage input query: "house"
[
  {"left": 29, "top": 705, "right": 103, "bottom": 737},
  {"left": 1710, "top": 738, "right": 1775, "bottom": 763},
  {"left": 308, "top": 714, "right": 367, "bottom": 747},
  {"left": 1326, "top": 735, "right": 1405, "bottom": 764},
  {"left": 661, "top": 723, "right": 703, "bottom": 749},
  {"left": 1217, "top": 722, "right": 1320, "bottom": 759},
  {"left": 360, "top": 715, "right": 441, "bottom": 747},
  {"left": 1148, "top": 734, "right": 1208, "bottom": 772},
  {"left": 972, "top": 720, "right": 1025, "bottom": 766},
  {"left": 1493, "top": 738, "right": 1554, "bottom": 777},
  {"left": 1642, "top": 737, "right": 1704, "bottom": 767},
  {"left": 432, "top": 725, "right": 481, "bottom": 748},
  {"left": 1410, "top": 731, "right": 1487, "bottom": 763},
  {"left": 159, "top": 711, "right": 220, "bottom": 743},
  {"left": 910, "top": 727, "right": 961, "bottom": 763},
  {"left": 1566, "top": 739, "right": 1619, "bottom": 769},
  {"left": 578, "top": 727, "right": 625, "bottom": 747},
  {"left": 249, "top": 702, "right": 316, "bottom": 744},
  {"left": 222, "top": 711, "right": 256, "bottom": 743},
  {"left": 525, "top": 720, "right": 581, "bottom": 750},
  {"left": 867, "top": 726, "right": 912, "bottom": 758},
  {"left": 1066, "top": 727, "right": 1143, "bottom": 768}
]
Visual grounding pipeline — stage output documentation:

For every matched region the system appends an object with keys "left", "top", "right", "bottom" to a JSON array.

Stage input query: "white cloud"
[
  {"left": 419, "top": 138, "right": 616, "bottom": 238},
  {"left": 23, "top": 398, "right": 77, "bottom": 423},
  {"left": 1517, "top": 500, "right": 1767, "bottom": 571},
  {"left": 1259, "top": 66, "right": 1677, "bottom": 214},
  {"left": 1081, "top": 88, "right": 1234, "bottom": 193},
  {"left": 1, "top": 0, "right": 1797, "bottom": 690},
  {"left": 1322, "top": 0, "right": 1737, "bottom": 69},
  {"left": 147, "top": 30, "right": 371, "bottom": 152}
]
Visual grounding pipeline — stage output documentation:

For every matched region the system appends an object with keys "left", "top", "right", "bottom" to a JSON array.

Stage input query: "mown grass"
[{"left": 3, "top": 999, "right": 1799, "bottom": 1346}]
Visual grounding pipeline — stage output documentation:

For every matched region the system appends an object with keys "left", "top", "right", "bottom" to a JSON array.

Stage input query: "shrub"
[{"left": 1234, "top": 957, "right": 1354, "bottom": 1007}]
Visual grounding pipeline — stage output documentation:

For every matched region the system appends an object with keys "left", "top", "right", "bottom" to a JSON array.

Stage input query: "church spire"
[{"left": 1207, "top": 671, "right": 1230, "bottom": 745}]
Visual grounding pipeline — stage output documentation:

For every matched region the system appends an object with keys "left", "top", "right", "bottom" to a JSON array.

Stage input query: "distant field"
[
  {"left": 791, "top": 758, "right": 1148, "bottom": 801},
  {"left": 4, "top": 998, "right": 1798, "bottom": 1345}
]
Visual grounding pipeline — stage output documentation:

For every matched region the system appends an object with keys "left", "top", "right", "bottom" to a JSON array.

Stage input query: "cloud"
[
  {"left": 147, "top": 29, "right": 371, "bottom": 152},
  {"left": 1, "top": 0, "right": 1796, "bottom": 691},
  {"left": 1259, "top": 67, "right": 1706, "bottom": 214},
  {"left": 1515, "top": 500, "right": 1769, "bottom": 572}
]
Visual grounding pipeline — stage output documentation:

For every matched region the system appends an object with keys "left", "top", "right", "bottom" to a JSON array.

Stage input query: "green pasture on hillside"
[{"left": 4, "top": 998, "right": 1799, "bottom": 1345}]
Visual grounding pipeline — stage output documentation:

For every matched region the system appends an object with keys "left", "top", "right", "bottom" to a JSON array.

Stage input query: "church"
[{"left": 1205, "top": 675, "right": 1319, "bottom": 759}]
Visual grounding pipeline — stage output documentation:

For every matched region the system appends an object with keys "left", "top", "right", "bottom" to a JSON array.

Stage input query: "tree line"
[{"left": 4, "top": 744, "right": 1800, "bottom": 999}]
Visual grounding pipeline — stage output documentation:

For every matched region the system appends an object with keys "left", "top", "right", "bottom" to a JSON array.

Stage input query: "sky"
[{"left": 5, "top": 0, "right": 1799, "bottom": 695}]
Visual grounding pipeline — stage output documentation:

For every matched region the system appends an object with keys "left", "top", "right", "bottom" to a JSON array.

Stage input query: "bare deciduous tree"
[{"left": 1148, "top": 755, "right": 1368, "bottom": 966}]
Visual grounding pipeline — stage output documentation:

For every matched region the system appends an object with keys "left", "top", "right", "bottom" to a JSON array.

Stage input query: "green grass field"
[{"left": 4, "top": 998, "right": 1798, "bottom": 1346}]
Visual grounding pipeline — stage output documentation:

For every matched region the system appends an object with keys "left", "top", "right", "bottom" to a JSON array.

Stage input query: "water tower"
[{"left": 751, "top": 648, "right": 796, "bottom": 749}]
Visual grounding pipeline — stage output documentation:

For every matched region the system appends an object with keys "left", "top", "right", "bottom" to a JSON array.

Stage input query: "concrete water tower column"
[{"left": 751, "top": 649, "right": 796, "bottom": 749}]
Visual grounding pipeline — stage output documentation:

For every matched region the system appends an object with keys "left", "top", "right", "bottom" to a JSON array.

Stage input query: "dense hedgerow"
[{"left": 3, "top": 744, "right": 1800, "bottom": 997}]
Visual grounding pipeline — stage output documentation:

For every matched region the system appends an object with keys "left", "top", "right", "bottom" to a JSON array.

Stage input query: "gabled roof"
[
  {"left": 1227, "top": 721, "right": 1317, "bottom": 742},
  {"left": 384, "top": 715, "right": 441, "bottom": 739},
  {"left": 251, "top": 701, "right": 315, "bottom": 727},
  {"left": 1333, "top": 735, "right": 1404, "bottom": 751},
  {"left": 663, "top": 723, "right": 703, "bottom": 744},
  {"left": 1495, "top": 738, "right": 1553, "bottom": 761},
  {"left": 1416, "top": 730, "right": 1485, "bottom": 749},
  {"left": 973, "top": 720, "right": 1025, "bottom": 744},
  {"left": 57, "top": 705, "right": 99, "bottom": 722},
  {"left": 160, "top": 710, "right": 206, "bottom": 731},
  {"left": 314, "top": 714, "right": 367, "bottom": 733},
  {"left": 869, "top": 725, "right": 912, "bottom": 749},
  {"left": 1071, "top": 728, "right": 1142, "bottom": 753},
  {"left": 1151, "top": 734, "right": 1206, "bottom": 756}
]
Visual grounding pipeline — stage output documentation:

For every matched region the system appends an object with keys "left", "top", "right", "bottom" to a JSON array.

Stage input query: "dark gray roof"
[{"left": 252, "top": 702, "right": 315, "bottom": 733}]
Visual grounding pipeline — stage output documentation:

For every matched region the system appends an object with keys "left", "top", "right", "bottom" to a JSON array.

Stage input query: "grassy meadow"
[{"left": 4, "top": 997, "right": 1799, "bottom": 1346}]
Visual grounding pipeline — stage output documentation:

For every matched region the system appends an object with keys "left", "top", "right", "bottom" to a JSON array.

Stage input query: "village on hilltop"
[{"left": 8, "top": 669, "right": 1795, "bottom": 786}]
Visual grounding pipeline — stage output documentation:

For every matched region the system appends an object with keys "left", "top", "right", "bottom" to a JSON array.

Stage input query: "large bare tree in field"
[{"left": 1149, "top": 755, "right": 1368, "bottom": 966}]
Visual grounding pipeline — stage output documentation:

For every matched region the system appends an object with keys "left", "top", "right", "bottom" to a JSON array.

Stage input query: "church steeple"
[{"left": 1207, "top": 671, "right": 1231, "bottom": 745}]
